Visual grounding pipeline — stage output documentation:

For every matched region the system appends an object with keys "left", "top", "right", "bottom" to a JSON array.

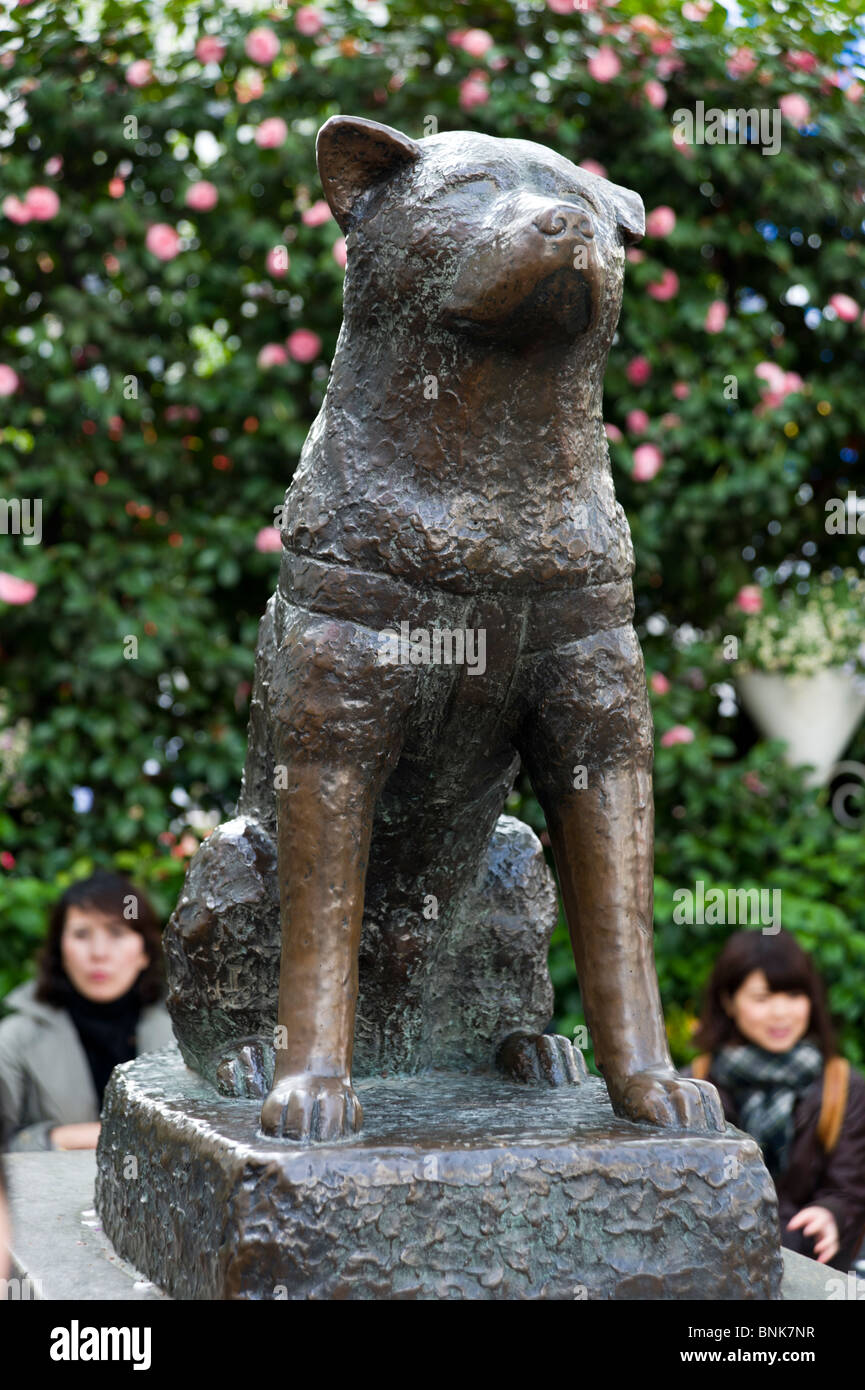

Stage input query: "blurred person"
[
  {"left": 685, "top": 929, "right": 865, "bottom": 1270},
  {"left": 0, "top": 871, "right": 174, "bottom": 1151},
  {"left": 0, "top": 1129, "right": 9, "bottom": 1283}
]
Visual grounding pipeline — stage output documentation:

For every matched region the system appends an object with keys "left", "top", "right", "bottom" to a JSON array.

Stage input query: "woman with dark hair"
[
  {"left": 0, "top": 871, "right": 174, "bottom": 1151},
  {"left": 686, "top": 928, "right": 865, "bottom": 1271}
]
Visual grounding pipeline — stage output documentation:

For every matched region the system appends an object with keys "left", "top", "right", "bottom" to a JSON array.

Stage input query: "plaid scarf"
[{"left": 711, "top": 1041, "right": 824, "bottom": 1178}]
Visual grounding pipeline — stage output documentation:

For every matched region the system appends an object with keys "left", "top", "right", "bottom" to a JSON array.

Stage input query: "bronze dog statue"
[{"left": 246, "top": 116, "right": 724, "bottom": 1142}]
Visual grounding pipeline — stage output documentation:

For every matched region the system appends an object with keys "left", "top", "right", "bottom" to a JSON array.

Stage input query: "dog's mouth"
[
  {"left": 516, "top": 267, "right": 595, "bottom": 339},
  {"left": 442, "top": 267, "right": 595, "bottom": 345}
]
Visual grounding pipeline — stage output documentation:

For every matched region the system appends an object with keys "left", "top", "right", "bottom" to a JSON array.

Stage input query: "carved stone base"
[{"left": 95, "top": 1047, "right": 783, "bottom": 1301}]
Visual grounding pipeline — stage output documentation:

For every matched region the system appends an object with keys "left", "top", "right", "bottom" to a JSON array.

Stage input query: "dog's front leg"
[
  {"left": 258, "top": 608, "right": 414, "bottom": 1142},
  {"left": 519, "top": 624, "right": 725, "bottom": 1134},
  {"left": 544, "top": 763, "right": 723, "bottom": 1133},
  {"left": 260, "top": 757, "right": 377, "bottom": 1141}
]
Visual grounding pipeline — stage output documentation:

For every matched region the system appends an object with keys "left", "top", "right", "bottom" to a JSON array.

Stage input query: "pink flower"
[
  {"left": 108, "top": 177, "right": 125, "bottom": 198},
  {"left": 704, "top": 299, "right": 728, "bottom": 333},
  {"left": 25, "top": 186, "right": 59, "bottom": 220},
  {"left": 846, "top": 82, "right": 864, "bottom": 104},
  {"left": 185, "top": 180, "right": 218, "bottom": 212},
  {"left": 44, "top": 155, "right": 62, "bottom": 176},
  {"left": 547, "top": 0, "right": 587, "bottom": 12},
  {"left": 632, "top": 444, "right": 663, "bottom": 481},
  {"left": 578, "top": 158, "right": 608, "bottom": 179},
  {"left": 255, "top": 117, "right": 288, "bottom": 149},
  {"left": 626, "top": 248, "right": 645, "bottom": 264},
  {"left": 753, "top": 351, "right": 784, "bottom": 403},
  {"left": 829, "top": 293, "right": 859, "bottom": 322},
  {"left": 145, "top": 223, "right": 181, "bottom": 260},
  {"left": 266, "top": 246, "right": 290, "bottom": 277},
  {"left": 651, "top": 35, "right": 676, "bottom": 57},
  {"left": 245, "top": 27, "right": 280, "bottom": 65},
  {"left": 604, "top": 422, "right": 623, "bottom": 443},
  {"left": 172, "top": 833, "right": 200, "bottom": 860},
  {"left": 647, "top": 268, "right": 679, "bottom": 301},
  {"left": 235, "top": 71, "right": 265, "bottom": 103},
  {"left": 785, "top": 50, "right": 818, "bottom": 74},
  {"left": 742, "top": 771, "right": 768, "bottom": 795},
  {"left": 0, "top": 851, "right": 15, "bottom": 871},
  {"left": 735, "top": 584, "right": 763, "bottom": 614},
  {"left": 672, "top": 381, "right": 690, "bottom": 400},
  {"left": 459, "top": 74, "right": 489, "bottom": 110},
  {"left": 295, "top": 7, "right": 324, "bottom": 36},
  {"left": 661, "top": 725, "right": 694, "bottom": 747},
  {"left": 286, "top": 329, "right": 322, "bottom": 363},
  {"left": 588, "top": 47, "right": 621, "bottom": 83},
  {"left": 255, "top": 526, "right": 283, "bottom": 552},
  {"left": 2, "top": 195, "right": 30, "bottom": 224},
  {"left": 779, "top": 93, "right": 810, "bottom": 126},
  {"left": 784, "top": 371, "right": 804, "bottom": 395},
  {"left": 0, "top": 365, "right": 20, "bottom": 396},
  {"left": 754, "top": 361, "right": 787, "bottom": 397},
  {"left": 650, "top": 672, "right": 671, "bottom": 695},
  {"left": 332, "top": 237, "right": 347, "bottom": 269},
  {"left": 257, "top": 343, "right": 288, "bottom": 368},
  {"left": 626, "top": 408, "right": 650, "bottom": 435},
  {"left": 195, "top": 36, "right": 226, "bottom": 64},
  {"left": 302, "top": 199, "right": 332, "bottom": 227},
  {"left": 626, "top": 356, "right": 651, "bottom": 386},
  {"left": 727, "top": 47, "right": 757, "bottom": 79},
  {"left": 126, "top": 59, "right": 153, "bottom": 88},
  {"left": 644, "top": 79, "right": 667, "bottom": 110},
  {"left": 460, "top": 28, "right": 493, "bottom": 58},
  {"left": 646, "top": 205, "right": 676, "bottom": 238},
  {"left": 0, "top": 572, "right": 37, "bottom": 604},
  {"left": 671, "top": 127, "right": 695, "bottom": 159},
  {"left": 682, "top": 0, "right": 712, "bottom": 18}
]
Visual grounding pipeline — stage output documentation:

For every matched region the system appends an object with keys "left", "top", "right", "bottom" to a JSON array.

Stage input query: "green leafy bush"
[{"left": 1, "top": 0, "right": 864, "bottom": 1068}]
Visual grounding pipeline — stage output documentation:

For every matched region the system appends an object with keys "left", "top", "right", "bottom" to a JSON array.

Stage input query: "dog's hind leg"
[{"left": 354, "top": 743, "right": 519, "bottom": 1075}]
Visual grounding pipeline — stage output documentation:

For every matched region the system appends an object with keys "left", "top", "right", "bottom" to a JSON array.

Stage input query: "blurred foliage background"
[{"left": 1, "top": 0, "right": 864, "bottom": 1068}]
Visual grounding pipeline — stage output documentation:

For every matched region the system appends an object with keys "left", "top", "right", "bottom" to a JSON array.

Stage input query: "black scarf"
[
  {"left": 60, "top": 976, "right": 143, "bottom": 1107},
  {"left": 711, "top": 1041, "right": 824, "bottom": 1178}
]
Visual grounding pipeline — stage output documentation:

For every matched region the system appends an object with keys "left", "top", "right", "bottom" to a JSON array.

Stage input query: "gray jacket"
[{"left": 0, "top": 978, "right": 175, "bottom": 1151}]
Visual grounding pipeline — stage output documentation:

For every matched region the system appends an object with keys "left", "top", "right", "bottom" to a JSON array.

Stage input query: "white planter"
[{"left": 737, "top": 668, "right": 865, "bottom": 788}]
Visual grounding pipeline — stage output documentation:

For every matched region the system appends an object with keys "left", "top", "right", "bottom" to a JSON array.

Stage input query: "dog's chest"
[{"left": 282, "top": 429, "right": 634, "bottom": 592}]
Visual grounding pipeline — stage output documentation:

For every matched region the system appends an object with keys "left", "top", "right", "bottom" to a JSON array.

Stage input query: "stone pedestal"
[{"left": 95, "top": 1047, "right": 782, "bottom": 1300}]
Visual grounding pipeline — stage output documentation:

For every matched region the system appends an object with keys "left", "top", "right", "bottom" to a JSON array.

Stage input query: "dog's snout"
[{"left": 533, "top": 204, "right": 594, "bottom": 240}]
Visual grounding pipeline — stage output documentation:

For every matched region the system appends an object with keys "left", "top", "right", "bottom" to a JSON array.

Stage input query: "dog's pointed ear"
[
  {"left": 607, "top": 180, "right": 645, "bottom": 246},
  {"left": 316, "top": 116, "right": 422, "bottom": 231}
]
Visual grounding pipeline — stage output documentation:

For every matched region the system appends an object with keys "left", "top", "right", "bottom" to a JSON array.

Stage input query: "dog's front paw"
[
  {"left": 260, "top": 1074, "right": 363, "bottom": 1141},
  {"left": 497, "top": 1031, "right": 587, "bottom": 1086},
  {"left": 608, "top": 1066, "right": 725, "bottom": 1133},
  {"left": 214, "top": 1039, "right": 275, "bottom": 1098}
]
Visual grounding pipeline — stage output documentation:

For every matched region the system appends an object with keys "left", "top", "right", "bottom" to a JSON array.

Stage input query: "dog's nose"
[{"left": 533, "top": 204, "right": 594, "bottom": 240}]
